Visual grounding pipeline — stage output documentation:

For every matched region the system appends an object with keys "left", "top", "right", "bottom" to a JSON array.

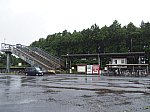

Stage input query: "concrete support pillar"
[
  {"left": 147, "top": 65, "right": 149, "bottom": 74},
  {"left": 6, "top": 52, "right": 11, "bottom": 73}
]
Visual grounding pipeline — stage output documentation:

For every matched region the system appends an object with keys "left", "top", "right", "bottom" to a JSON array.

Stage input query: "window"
[
  {"left": 121, "top": 59, "right": 125, "bottom": 64},
  {"left": 114, "top": 60, "right": 117, "bottom": 64}
]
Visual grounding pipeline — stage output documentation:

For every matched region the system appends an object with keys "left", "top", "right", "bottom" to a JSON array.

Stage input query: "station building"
[{"left": 62, "top": 52, "right": 149, "bottom": 76}]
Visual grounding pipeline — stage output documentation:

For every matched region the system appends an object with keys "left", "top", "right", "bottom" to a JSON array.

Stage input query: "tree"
[{"left": 29, "top": 20, "right": 150, "bottom": 66}]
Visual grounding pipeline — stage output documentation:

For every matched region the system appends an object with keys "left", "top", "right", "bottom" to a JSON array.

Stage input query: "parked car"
[{"left": 25, "top": 67, "right": 43, "bottom": 76}]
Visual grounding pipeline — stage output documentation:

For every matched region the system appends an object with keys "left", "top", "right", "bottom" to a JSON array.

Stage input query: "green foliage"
[
  {"left": 30, "top": 20, "right": 150, "bottom": 57},
  {"left": 0, "top": 53, "right": 6, "bottom": 67},
  {"left": 0, "top": 53, "right": 29, "bottom": 67}
]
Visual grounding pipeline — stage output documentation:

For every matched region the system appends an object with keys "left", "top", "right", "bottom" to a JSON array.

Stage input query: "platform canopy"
[{"left": 62, "top": 52, "right": 146, "bottom": 58}]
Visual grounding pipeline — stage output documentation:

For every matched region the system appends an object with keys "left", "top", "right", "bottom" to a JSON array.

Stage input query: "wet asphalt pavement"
[{"left": 0, "top": 74, "right": 149, "bottom": 112}]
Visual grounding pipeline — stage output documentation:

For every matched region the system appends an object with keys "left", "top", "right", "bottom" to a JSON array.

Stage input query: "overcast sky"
[{"left": 0, "top": 0, "right": 150, "bottom": 46}]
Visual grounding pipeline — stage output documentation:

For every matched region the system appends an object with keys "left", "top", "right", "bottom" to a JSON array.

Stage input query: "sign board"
[
  {"left": 87, "top": 65, "right": 93, "bottom": 74},
  {"left": 92, "top": 65, "right": 100, "bottom": 74},
  {"left": 77, "top": 65, "right": 86, "bottom": 73}
]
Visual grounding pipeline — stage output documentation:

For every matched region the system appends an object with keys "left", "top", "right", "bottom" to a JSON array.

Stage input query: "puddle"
[
  {"left": 43, "top": 89, "right": 60, "bottom": 94},
  {"left": 18, "top": 99, "right": 37, "bottom": 104},
  {"left": 81, "top": 95, "right": 93, "bottom": 98},
  {"left": 143, "top": 106, "right": 150, "bottom": 110},
  {"left": 0, "top": 76, "right": 11, "bottom": 79},
  {"left": 46, "top": 98, "right": 57, "bottom": 102},
  {"left": 95, "top": 89, "right": 150, "bottom": 95},
  {"left": 128, "top": 80, "right": 141, "bottom": 84},
  {"left": 147, "top": 87, "right": 150, "bottom": 89}
]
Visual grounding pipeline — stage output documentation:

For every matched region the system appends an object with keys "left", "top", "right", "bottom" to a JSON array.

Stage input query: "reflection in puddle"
[{"left": 18, "top": 99, "right": 37, "bottom": 104}]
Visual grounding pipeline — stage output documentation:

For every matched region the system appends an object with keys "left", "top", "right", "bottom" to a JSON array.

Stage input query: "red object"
[{"left": 92, "top": 65, "right": 100, "bottom": 74}]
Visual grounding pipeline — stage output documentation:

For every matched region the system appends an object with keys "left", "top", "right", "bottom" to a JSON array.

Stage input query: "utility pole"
[
  {"left": 130, "top": 38, "right": 132, "bottom": 52},
  {"left": 66, "top": 54, "right": 68, "bottom": 73},
  {"left": 97, "top": 46, "right": 101, "bottom": 66}
]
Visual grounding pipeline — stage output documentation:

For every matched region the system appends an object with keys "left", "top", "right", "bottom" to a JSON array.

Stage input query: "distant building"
[
  {"left": 62, "top": 52, "right": 149, "bottom": 76},
  {"left": 106, "top": 56, "right": 148, "bottom": 76}
]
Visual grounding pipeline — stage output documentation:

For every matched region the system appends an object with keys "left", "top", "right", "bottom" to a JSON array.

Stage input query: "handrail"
[
  {"left": 30, "top": 47, "right": 61, "bottom": 62},
  {"left": 25, "top": 47, "right": 61, "bottom": 68},
  {"left": 1, "top": 43, "right": 64, "bottom": 70},
  {"left": 12, "top": 47, "right": 53, "bottom": 70},
  {"left": 29, "top": 47, "right": 64, "bottom": 66}
]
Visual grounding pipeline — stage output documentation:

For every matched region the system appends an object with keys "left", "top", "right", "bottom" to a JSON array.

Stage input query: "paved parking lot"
[{"left": 0, "top": 74, "right": 150, "bottom": 112}]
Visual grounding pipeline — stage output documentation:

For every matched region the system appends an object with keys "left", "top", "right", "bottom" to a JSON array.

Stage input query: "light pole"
[
  {"left": 130, "top": 38, "right": 133, "bottom": 52},
  {"left": 66, "top": 54, "right": 68, "bottom": 73}
]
